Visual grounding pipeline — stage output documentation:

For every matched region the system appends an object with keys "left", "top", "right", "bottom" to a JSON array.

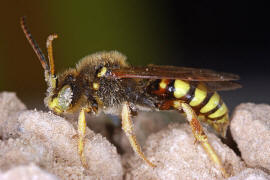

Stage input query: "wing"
[
  {"left": 107, "top": 64, "right": 241, "bottom": 91},
  {"left": 109, "top": 64, "right": 239, "bottom": 81},
  {"left": 204, "top": 81, "right": 242, "bottom": 91}
]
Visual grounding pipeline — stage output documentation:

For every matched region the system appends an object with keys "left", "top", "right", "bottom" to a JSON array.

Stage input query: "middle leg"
[{"left": 121, "top": 102, "right": 156, "bottom": 167}]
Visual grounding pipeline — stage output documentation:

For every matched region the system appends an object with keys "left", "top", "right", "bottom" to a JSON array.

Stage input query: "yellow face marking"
[
  {"left": 189, "top": 83, "right": 207, "bottom": 107},
  {"left": 208, "top": 103, "right": 228, "bottom": 119},
  {"left": 97, "top": 67, "right": 107, "bottom": 77},
  {"left": 173, "top": 80, "right": 190, "bottom": 98},
  {"left": 93, "top": 82, "right": 100, "bottom": 90},
  {"left": 200, "top": 92, "right": 220, "bottom": 113},
  {"left": 159, "top": 79, "right": 167, "bottom": 89},
  {"left": 48, "top": 98, "right": 62, "bottom": 114}
]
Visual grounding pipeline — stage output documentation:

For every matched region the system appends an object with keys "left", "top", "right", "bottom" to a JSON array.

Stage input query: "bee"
[{"left": 20, "top": 17, "right": 240, "bottom": 177}]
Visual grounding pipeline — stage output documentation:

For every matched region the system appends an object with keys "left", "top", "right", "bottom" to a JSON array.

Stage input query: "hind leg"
[{"left": 161, "top": 100, "right": 228, "bottom": 177}]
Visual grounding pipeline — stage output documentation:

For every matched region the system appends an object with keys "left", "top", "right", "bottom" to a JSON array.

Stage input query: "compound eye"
[{"left": 58, "top": 85, "right": 73, "bottom": 110}]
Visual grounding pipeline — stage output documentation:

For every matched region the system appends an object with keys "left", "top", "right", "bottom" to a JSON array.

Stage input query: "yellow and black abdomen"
[{"left": 150, "top": 79, "right": 229, "bottom": 137}]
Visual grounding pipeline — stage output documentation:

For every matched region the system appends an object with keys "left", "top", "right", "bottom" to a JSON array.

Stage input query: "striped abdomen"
[{"left": 149, "top": 79, "right": 229, "bottom": 136}]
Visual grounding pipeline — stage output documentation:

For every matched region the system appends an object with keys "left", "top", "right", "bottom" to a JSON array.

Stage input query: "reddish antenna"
[{"left": 20, "top": 16, "right": 49, "bottom": 72}]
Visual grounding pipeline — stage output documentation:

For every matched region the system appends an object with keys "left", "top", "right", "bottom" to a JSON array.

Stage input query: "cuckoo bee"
[{"left": 20, "top": 17, "right": 240, "bottom": 177}]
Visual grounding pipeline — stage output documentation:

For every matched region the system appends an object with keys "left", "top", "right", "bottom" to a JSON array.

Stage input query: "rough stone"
[
  {"left": 123, "top": 123, "right": 246, "bottom": 180},
  {"left": 231, "top": 103, "right": 270, "bottom": 172},
  {"left": 0, "top": 92, "right": 26, "bottom": 139},
  {"left": 228, "top": 168, "right": 270, "bottom": 180},
  {"left": 0, "top": 164, "right": 58, "bottom": 180},
  {"left": 0, "top": 92, "right": 123, "bottom": 180}
]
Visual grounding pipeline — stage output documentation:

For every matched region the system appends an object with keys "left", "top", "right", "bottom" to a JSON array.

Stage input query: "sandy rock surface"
[
  {"left": 228, "top": 168, "right": 270, "bottom": 180},
  {"left": 0, "top": 164, "right": 58, "bottom": 180},
  {"left": 0, "top": 92, "right": 123, "bottom": 180},
  {"left": 113, "top": 111, "right": 182, "bottom": 154},
  {"left": 123, "top": 123, "right": 246, "bottom": 180},
  {"left": 231, "top": 103, "right": 270, "bottom": 172},
  {"left": 0, "top": 92, "right": 26, "bottom": 139},
  {"left": 1, "top": 92, "right": 270, "bottom": 179}
]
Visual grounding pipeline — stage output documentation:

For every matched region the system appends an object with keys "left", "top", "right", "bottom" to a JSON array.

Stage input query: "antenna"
[{"left": 20, "top": 16, "right": 49, "bottom": 72}]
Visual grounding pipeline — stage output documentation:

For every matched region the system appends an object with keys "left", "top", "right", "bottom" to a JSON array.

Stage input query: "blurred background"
[{"left": 1, "top": 1, "right": 270, "bottom": 110}]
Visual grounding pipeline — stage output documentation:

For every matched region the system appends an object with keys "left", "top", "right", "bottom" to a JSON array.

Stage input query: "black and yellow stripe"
[{"left": 151, "top": 79, "right": 228, "bottom": 126}]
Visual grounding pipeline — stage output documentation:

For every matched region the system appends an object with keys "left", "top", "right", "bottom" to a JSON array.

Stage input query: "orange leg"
[{"left": 168, "top": 100, "right": 228, "bottom": 177}]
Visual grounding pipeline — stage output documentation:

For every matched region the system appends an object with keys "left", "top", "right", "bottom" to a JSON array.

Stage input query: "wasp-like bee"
[{"left": 21, "top": 17, "right": 240, "bottom": 177}]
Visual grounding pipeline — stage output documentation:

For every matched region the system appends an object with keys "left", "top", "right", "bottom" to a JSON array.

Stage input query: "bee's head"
[
  {"left": 45, "top": 72, "right": 79, "bottom": 114},
  {"left": 21, "top": 17, "right": 75, "bottom": 114}
]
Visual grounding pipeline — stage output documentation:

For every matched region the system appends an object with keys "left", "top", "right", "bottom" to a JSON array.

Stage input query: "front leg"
[
  {"left": 121, "top": 102, "right": 156, "bottom": 167},
  {"left": 77, "top": 107, "right": 91, "bottom": 168}
]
